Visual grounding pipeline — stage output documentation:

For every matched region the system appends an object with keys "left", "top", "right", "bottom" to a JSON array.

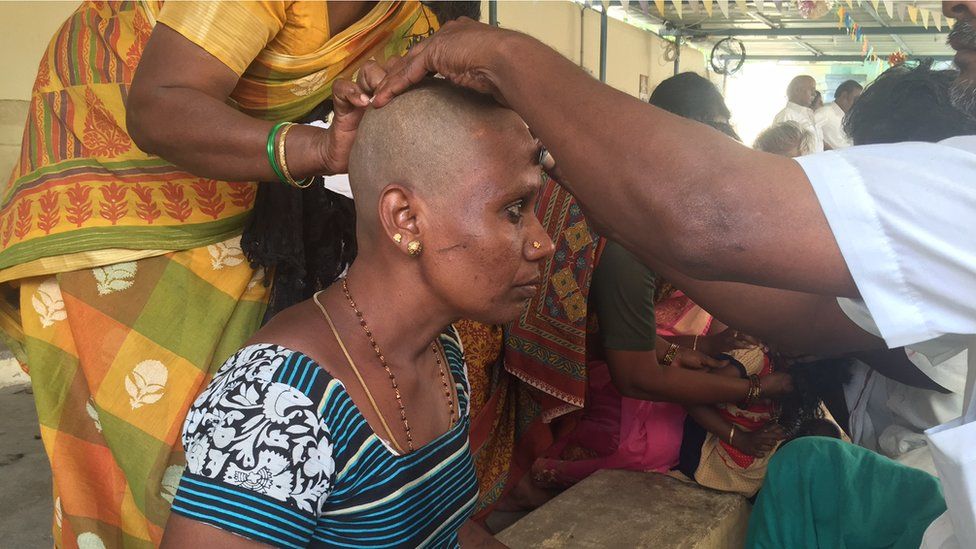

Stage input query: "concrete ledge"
[{"left": 497, "top": 469, "right": 751, "bottom": 549}]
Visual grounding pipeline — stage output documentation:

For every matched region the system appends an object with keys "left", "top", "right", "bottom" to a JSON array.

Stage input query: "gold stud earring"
[
  {"left": 532, "top": 241, "right": 542, "bottom": 249},
  {"left": 393, "top": 233, "right": 403, "bottom": 244},
  {"left": 407, "top": 240, "right": 423, "bottom": 257}
]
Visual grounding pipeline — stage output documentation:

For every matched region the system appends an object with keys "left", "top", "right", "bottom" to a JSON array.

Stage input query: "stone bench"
[{"left": 496, "top": 469, "right": 751, "bottom": 549}]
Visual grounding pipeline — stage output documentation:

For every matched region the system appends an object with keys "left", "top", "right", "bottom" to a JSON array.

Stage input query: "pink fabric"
[
  {"left": 655, "top": 289, "right": 714, "bottom": 338},
  {"left": 533, "top": 362, "right": 685, "bottom": 487},
  {"left": 531, "top": 290, "right": 714, "bottom": 488}
]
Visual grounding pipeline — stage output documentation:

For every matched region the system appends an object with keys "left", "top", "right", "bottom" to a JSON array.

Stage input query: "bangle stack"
[
  {"left": 661, "top": 343, "right": 680, "bottom": 366},
  {"left": 743, "top": 374, "right": 762, "bottom": 406},
  {"left": 266, "top": 122, "right": 313, "bottom": 189}
]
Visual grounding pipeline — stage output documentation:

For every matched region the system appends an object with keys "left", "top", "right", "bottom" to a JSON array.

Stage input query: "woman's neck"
[{"left": 333, "top": 259, "right": 454, "bottom": 368}]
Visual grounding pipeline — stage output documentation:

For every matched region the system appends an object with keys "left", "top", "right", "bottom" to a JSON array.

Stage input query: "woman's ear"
[{"left": 377, "top": 184, "right": 421, "bottom": 248}]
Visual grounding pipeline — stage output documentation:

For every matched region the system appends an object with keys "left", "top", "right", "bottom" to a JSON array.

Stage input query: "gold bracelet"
[
  {"left": 276, "top": 123, "right": 313, "bottom": 189},
  {"left": 661, "top": 343, "right": 679, "bottom": 366},
  {"left": 729, "top": 425, "right": 736, "bottom": 445}
]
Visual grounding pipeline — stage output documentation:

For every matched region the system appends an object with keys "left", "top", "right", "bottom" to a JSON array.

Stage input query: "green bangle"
[{"left": 266, "top": 122, "right": 289, "bottom": 183}]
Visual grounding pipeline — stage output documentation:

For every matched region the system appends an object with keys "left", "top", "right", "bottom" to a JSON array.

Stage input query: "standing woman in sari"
[{"left": 0, "top": 2, "right": 471, "bottom": 547}]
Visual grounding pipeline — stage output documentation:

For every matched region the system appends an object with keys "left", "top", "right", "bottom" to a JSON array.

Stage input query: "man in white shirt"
[
  {"left": 361, "top": 1, "right": 976, "bottom": 545},
  {"left": 816, "top": 79, "right": 863, "bottom": 149},
  {"left": 772, "top": 75, "right": 824, "bottom": 152}
]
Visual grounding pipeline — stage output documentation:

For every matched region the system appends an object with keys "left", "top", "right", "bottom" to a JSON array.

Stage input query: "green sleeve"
[{"left": 590, "top": 240, "right": 657, "bottom": 351}]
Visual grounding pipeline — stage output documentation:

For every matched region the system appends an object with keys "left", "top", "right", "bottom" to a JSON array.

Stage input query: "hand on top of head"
[{"left": 369, "top": 18, "right": 516, "bottom": 108}]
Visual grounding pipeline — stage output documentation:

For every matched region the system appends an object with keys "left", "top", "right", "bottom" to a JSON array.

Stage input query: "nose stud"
[{"left": 532, "top": 241, "right": 542, "bottom": 249}]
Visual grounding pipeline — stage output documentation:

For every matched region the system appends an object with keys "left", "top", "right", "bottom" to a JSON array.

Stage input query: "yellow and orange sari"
[{"left": 1, "top": 2, "right": 436, "bottom": 547}]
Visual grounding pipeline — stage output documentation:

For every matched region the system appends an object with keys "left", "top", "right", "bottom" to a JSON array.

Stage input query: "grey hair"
[{"left": 753, "top": 121, "right": 814, "bottom": 157}]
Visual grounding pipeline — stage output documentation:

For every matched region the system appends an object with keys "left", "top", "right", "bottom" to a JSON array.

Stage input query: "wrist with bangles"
[
  {"left": 742, "top": 374, "right": 762, "bottom": 406},
  {"left": 660, "top": 342, "right": 680, "bottom": 366},
  {"left": 266, "top": 122, "right": 314, "bottom": 189}
]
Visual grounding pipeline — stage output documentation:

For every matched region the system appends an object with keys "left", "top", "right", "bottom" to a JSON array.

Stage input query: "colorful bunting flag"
[
  {"left": 672, "top": 0, "right": 682, "bottom": 18},
  {"left": 702, "top": 0, "right": 714, "bottom": 16},
  {"left": 717, "top": 0, "right": 729, "bottom": 17},
  {"left": 756, "top": 0, "right": 765, "bottom": 12},
  {"left": 921, "top": 8, "right": 931, "bottom": 29},
  {"left": 882, "top": 0, "right": 894, "bottom": 18},
  {"left": 735, "top": 0, "right": 748, "bottom": 13},
  {"left": 933, "top": 11, "right": 943, "bottom": 31}
]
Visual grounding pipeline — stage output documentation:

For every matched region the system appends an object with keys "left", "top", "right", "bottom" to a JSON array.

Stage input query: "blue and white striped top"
[{"left": 171, "top": 327, "right": 478, "bottom": 548}]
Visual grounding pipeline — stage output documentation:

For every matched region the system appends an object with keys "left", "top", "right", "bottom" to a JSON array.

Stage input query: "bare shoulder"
[{"left": 245, "top": 300, "right": 345, "bottom": 375}]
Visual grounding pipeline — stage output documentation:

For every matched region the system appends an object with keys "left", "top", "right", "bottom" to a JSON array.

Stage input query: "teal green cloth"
[{"left": 746, "top": 437, "right": 947, "bottom": 548}]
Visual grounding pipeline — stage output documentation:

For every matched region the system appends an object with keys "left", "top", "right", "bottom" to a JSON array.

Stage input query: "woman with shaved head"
[{"left": 160, "top": 80, "right": 551, "bottom": 548}]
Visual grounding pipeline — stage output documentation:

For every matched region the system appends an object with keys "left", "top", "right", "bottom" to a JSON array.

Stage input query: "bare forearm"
[
  {"left": 491, "top": 34, "right": 854, "bottom": 296},
  {"left": 607, "top": 352, "right": 749, "bottom": 404},
  {"left": 127, "top": 23, "right": 333, "bottom": 183},
  {"left": 686, "top": 404, "right": 733, "bottom": 441},
  {"left": 647, "top": 263, "right": 882, "bottom": 355},
  {"left": 127, "top": 87, "right": 328, "bottom": 181}
]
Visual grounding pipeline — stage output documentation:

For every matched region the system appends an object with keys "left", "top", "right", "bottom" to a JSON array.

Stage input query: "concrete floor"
[{"left": 0, "top": 383, "right": 53, "bottom": 548}]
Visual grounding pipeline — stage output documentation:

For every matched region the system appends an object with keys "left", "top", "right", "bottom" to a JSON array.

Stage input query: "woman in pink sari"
[{"left": 531, "top": 74, "right": 793, "bottom": 489}]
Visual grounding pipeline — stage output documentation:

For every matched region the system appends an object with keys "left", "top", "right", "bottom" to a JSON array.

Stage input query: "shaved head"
[
  {"left": 348, "top": 79, "right": 525, "bottom": 239},
  {"left": 344, "top": 79, "right": 552, "bottom": 324}
]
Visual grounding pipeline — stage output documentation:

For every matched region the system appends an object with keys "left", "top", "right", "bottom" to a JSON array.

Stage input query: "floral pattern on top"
[{"left": 182, "top": 344, "right": 336, "bottom": 515}]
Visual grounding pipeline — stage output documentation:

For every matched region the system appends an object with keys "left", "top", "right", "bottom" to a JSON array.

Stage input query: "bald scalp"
[
  {"left": 348, "top": 79, "right": 520, "bottom": 232},
  {"left": 787, "top": 75, "right": 816, "bottom": 103}
]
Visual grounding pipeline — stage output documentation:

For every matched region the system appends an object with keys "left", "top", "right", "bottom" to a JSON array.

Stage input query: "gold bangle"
[
  {"left": 729, "top": 425, "right": 736, "bottom": 445},
  {"left": 276, "top": 123, "right": 313, "bottom": 189},
  {"left": 661, "top": 343, "right": 679, "bottom": 366},
  {"left": 693, "top": 335, "right": 699, "bottom": 351}
]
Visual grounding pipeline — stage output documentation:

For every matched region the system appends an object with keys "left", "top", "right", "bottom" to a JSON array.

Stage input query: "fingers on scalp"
[{"left": 359, "top": 62, "right": 386, "bottom": 92}]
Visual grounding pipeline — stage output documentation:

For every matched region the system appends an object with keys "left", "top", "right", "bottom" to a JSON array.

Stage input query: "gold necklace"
[
  {"left": 340, "top": 278, "right": 455, "bottom": 452},
  {"left": 314, "top": 292, "right": 404, "bottom": 453}
]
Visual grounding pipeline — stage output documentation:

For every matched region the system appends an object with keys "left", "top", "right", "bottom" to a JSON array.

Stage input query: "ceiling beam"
[
  {"left": 745, "top": 11, "right": 824, "bottom": 58},
  {"left": 665, "top": 26, "right": 945, "bottom": 36}
]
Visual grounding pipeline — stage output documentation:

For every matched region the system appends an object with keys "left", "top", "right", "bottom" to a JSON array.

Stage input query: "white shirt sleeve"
[
  {"left": 816, "top": 104, "right": 852, "bottom": 149},
  {"left": 798, "top": 136, "right": 976, "bottom": 348}
]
